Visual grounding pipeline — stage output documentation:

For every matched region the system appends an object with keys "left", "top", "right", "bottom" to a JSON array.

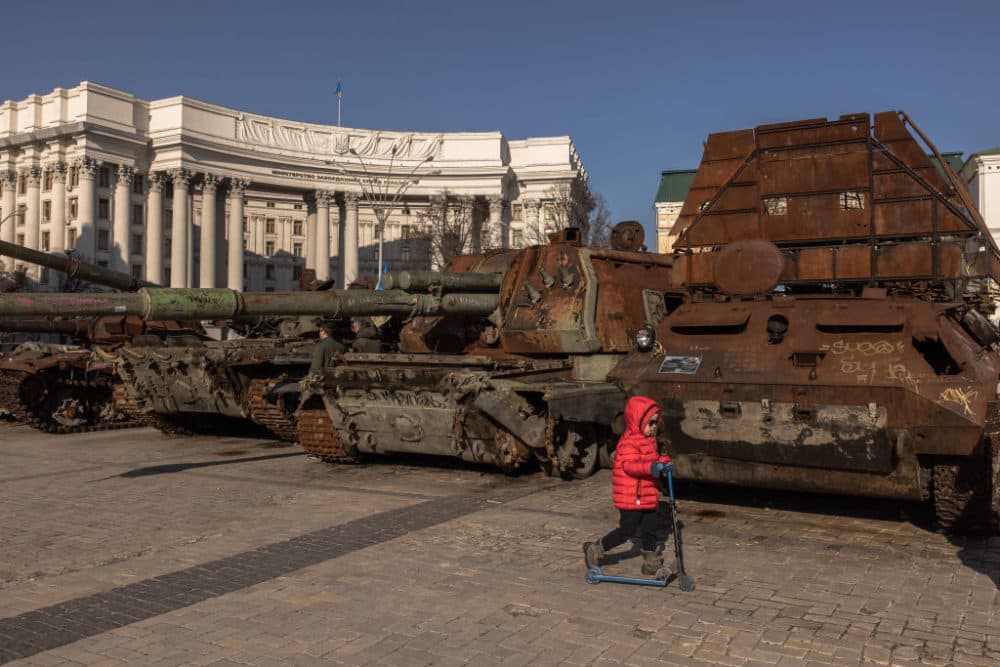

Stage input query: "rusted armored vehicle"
[
  {"left": 0, "top": 240, "right": 201, "bottom": 432},
  {"left": 0, "top": 225, "right": 675, "bottom": 476},
  {"left": 609, "top": 111, "right": 1000, "bottom": 532}
]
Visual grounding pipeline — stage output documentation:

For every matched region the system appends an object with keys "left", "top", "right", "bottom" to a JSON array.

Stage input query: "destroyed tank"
[
  {"left": 0, "top": 240, "right": 206, "bottom": 432},
  {"left": 608, "top": 111, "right": 1000, "bottom": 533},
  {"left": 0, "top": 225, "right": 675, "bottom": 476}
]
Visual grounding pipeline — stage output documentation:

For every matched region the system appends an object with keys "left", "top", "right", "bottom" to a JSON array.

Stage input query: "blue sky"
[{"left": 3, "top": 0, "right": 1000, "bottom": 241}]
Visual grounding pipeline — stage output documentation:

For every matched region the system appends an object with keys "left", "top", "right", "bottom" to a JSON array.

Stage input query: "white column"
[
  {"left": 343, "top": 192, "right": 359, "bottom": 287},
  {"left": 525, "top": 198, "right": 541, "bottom": 244},
  {"left": 488, "top": 195, "right": 505, "bottom": 249},
  {"left": 330, "top": 195, "right": 341, "bottom": 276},
  {"left": 77, "top": 158, "right": 97, "bottom": 261},
  {"left": 254, "top": 214, "right": 264, "bottom": 255},
  {"left": 199, "top": 174, "right": 219, "bottom": 288},
  {"left": 305, "top": 208, "right": 317, "bottom": 272},
  {"left": 168, "top": 168, "right": 191, "bottom": 288},
  {"left": 145, "top": 173, "right": 164, "bottom": 284},
  {"left": 227, "top": 178, "right": 249, "bottom": 290},
  {"left": 1, "top": 171, "right": 16, "bottom": 269},
  {"left": 23, "top": 167, "right": 41, "bottom": 255},
  {"left": 315, "top": 190, "right": 331, "bottom": 281},
  {"left": 49, "top": 163, "right": 67, "bottom": 253},
  {"left": 112, "top": 165, "right": 133, "bottom": 273}
]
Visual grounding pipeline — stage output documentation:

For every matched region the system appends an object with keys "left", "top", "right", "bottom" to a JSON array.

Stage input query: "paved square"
[{"left": 1, "top": 424, "right": 998, "bottom": 666}]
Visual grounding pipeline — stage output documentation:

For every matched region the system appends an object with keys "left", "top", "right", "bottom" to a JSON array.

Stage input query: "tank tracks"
[
  {"left": 244, "top": 378, "right": 299, "bottom": 442},
  {"left": 932, "top": 402, "right": 1000, "bottom": 534},
  {"left": 296, "top": 395, "right": 358, "bottom": 463},
  {"left": 0, "top": 368, "right": 137, "bottom": 434}
]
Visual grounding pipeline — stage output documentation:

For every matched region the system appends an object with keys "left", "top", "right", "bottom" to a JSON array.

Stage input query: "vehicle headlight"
[{"left": 635, "top": 325, "right": 656, "bottom": 352}]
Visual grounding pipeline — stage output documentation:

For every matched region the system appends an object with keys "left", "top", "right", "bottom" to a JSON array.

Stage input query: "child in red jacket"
[{"left": 583, "top": 395, "right": 670, "bottom": 575}]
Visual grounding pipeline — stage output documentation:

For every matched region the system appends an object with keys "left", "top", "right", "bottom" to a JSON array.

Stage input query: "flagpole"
[{"left": 337, "top": 96, "right": 341, "bottom": 126}]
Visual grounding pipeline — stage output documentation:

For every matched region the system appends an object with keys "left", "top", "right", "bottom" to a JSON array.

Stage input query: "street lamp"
[{"left": 328, "top": 147, "right": 439, "bottom": 279}]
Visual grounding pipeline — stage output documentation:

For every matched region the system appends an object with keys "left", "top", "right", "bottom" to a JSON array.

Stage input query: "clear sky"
[{"left": 3, "top": 0, "right": 1000, "bottom": 241}]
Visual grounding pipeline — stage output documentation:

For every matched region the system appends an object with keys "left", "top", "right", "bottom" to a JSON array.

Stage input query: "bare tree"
[
  {"left": 414, "top": 193, "right": 476, "bottom": 269},
  {"left": 525, "top": 181, "right": 612, "bottom": 248}
]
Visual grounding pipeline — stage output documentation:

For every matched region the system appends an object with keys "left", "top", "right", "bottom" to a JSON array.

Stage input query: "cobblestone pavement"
[{"left": 1, "top": 424, "right": 998, "bottom": 666}]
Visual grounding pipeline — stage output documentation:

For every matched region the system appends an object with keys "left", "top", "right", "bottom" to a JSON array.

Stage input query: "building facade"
[
  {"left": 959, "top": 148, "right": 1000, "bottom": 246},
  {"left": 0, "top": 82, "right": 588, "bottom": 290}
]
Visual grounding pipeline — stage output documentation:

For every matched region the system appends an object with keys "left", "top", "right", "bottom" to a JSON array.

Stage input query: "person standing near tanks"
[
  {"left": 583, "top": 395, "right": 671, "bottom": 576},
  {"left": 309, "top": 322, "right": 346, "bottom": 375},
  {"left": 350, "top": 317, "right": 382, "bottom": 353}
]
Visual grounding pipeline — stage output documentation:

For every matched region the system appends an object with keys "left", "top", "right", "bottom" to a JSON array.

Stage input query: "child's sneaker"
[{"left": 583, "top": 541, "right": 604, "bottom": 569}]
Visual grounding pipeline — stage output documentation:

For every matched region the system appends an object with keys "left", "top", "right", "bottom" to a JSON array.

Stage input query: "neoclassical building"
[{"left": 0, "top": 82, "right": 589, "bottom": 290}]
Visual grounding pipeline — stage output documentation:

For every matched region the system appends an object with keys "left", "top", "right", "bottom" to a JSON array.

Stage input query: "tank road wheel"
[
  {"left": 932, "top": 435, "right": 1000, "bottom": 535},
  {"left": 554, "top": 422, "right": 601, "bottom": 480}
]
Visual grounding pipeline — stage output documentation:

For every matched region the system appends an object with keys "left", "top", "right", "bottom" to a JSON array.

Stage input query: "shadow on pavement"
[{"left": 104, "top": 451, "right": 306, "bottom": 479}]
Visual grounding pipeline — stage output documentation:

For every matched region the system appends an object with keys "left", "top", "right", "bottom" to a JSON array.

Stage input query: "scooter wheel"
[
  {"left": 585, "top": 570, "right": 601, "bottom": 584},
  {"left": 678, "top": 574, "right": 695, "bottom": 592}
]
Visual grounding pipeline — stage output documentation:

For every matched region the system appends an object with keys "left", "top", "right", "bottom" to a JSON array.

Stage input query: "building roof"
[
  {"left": 655, "top": 169, "right": 697, "bottom": 203},
  {"left": 929, "top": 151, "right": 965, "bottom": 176}
]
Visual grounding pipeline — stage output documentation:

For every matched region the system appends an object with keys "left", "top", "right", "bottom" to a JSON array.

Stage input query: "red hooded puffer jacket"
[{"left": 612, "top": 395, "right": 670, "bottom": 510}]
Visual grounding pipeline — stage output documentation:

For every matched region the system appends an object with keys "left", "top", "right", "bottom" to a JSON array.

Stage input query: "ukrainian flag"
[{"left": 335, "top": 80, "right": 343, "bottom": 99}]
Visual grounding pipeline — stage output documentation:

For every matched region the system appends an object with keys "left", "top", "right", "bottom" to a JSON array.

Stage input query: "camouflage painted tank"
[
  {"left": 609, "top": 111, "right": 1000, "bottom": 533},
  {"left": 0, "top": 240, "right": 195, "bottom": 432},
  {"left": 0, "top": 224, "right": 674, "bottom": 477}
]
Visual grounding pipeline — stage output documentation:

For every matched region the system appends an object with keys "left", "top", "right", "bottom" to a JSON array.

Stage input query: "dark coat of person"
[
  {"left": 351, "top": 320, "right": 382, "bottom": 353},
  {"left": 308, "top": 335, "right": 346, "bottom": 374}
]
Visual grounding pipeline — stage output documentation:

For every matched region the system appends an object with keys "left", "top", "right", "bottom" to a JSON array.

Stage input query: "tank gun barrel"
[
  {"left": 0, "top": 238, "right": 157, "bottom": 292},
  {"left": 0, "top": 318, "right": 94, "bottom": 338},
  {"left": 0, "top": 288, "right": 500, "bottom": 321},
  {"left": 381, "top": 270, "right": 503, "bottom": 292}
]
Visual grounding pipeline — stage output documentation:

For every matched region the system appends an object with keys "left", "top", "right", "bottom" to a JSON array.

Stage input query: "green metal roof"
[
  {"left": 929, "top": 152, "right": 964, "bottom": 176},
  {"left": 655, "top": 169, "right": 697, "bottom": 203}
]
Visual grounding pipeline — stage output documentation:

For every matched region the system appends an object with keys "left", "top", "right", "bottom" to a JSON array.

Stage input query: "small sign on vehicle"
[{"left": 658, "top": 355, "right": 702, "bottom": 374}]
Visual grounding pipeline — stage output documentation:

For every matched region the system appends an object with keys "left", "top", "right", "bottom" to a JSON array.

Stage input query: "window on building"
[
  {"left": 98, "top": 198, "right": 109, "bottom": 219},
  {"left": 401, "top": 245, "right": 410, "bottom": 262},
  {"left": 293, "top": 265, "right": 303, "bottom": 281},
  {"left": 98, "top": 167, "right": 110, "bottom": 188},
  {"left": 16, "top": 205, "right": 26, "bottom": 225},
  {"left": 164, "top": 267, "right": 171, "bottom": 284},
  {"left": 293, "top": 242, "right": 303, "bottom": 257},
  {"left": 67, "top": 228, "right": 77, "bottom": 249},
  {"left": 41, "top": 231, "right": 50, "bottom": 252},
  {"left": 15, "top": 233, "right": 24, "bottom": 246},
  {"left": 265, "top": 240, "right": 275, "bottom": 256},
  {"left": 511, "top": 203, "right": 523, "bottom": 222},
  {"left": 42, "top": 200, "right": 51, "bottom": 222},
  {"left": 132, "top": 204, "right": 143, "bottom": 224},
  {"left": 293, "top": 220, "right": 303, "bottom": 236},
  {"left": 543, "top": 205, "right": 553, "bottom": 222},
  {"left": 293, "top": 203, "right": 303, "bottom": 210},
  {"left": 242, "top": 238, "right": 248, "bottom": 250},
  {"left": 69, "top": 198, "right": 79, "bottom": 220},
  {"left": 132, "top": 174, "right": 144, "bottom": 194},
  {"left": 132, "top": 233, "right": 143, "bottom": 252},
  {"left": 97, "top": 229, "right": 109, "bottom": 250},
  {"left": 265, "top": 218, "right": 275, "bottom": 234},
  {"left": 43, "top": 171, "right": 53, "bottom": 192},
  {"left": 17, "top": 175, "right": 25, "bottom": 195},
  {"left": 265, "top": 264, "right": 275, "bottom": 280},
  {"left": 401, "top": 224, "right": 412, "bottom": 239},
  {"left": 266, "top": 202, "right": 275, "bottom": 208},
  {"left": 512, "top": 229, "right": 523, "bottom": 247},
  {"left": 243, "top": 215, "right": 249, "bottom": 232}
]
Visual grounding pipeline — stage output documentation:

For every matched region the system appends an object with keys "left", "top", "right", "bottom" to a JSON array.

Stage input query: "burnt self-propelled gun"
[
  {"left": 0, "top": 225, "right": 677, "bottom": 476},
  {"left": 609, "top": 111, "right": 1000, "bottom": 533},
  {"left": 0, "top": 239, "right": 201, "bottom": 432}
]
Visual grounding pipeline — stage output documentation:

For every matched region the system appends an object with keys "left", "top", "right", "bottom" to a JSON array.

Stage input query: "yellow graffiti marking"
[
  {"left": 940, "top": 387, "right": 979, "bottom": 417},
  {"left": 840, "top": 359, "right": 877, "bottom": 384},
  {"left": 829, "top": 340, "right": 897, "bottom": 356},
  {"left": 887, "top": 363, "right": 920, "bottom": 392}
]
